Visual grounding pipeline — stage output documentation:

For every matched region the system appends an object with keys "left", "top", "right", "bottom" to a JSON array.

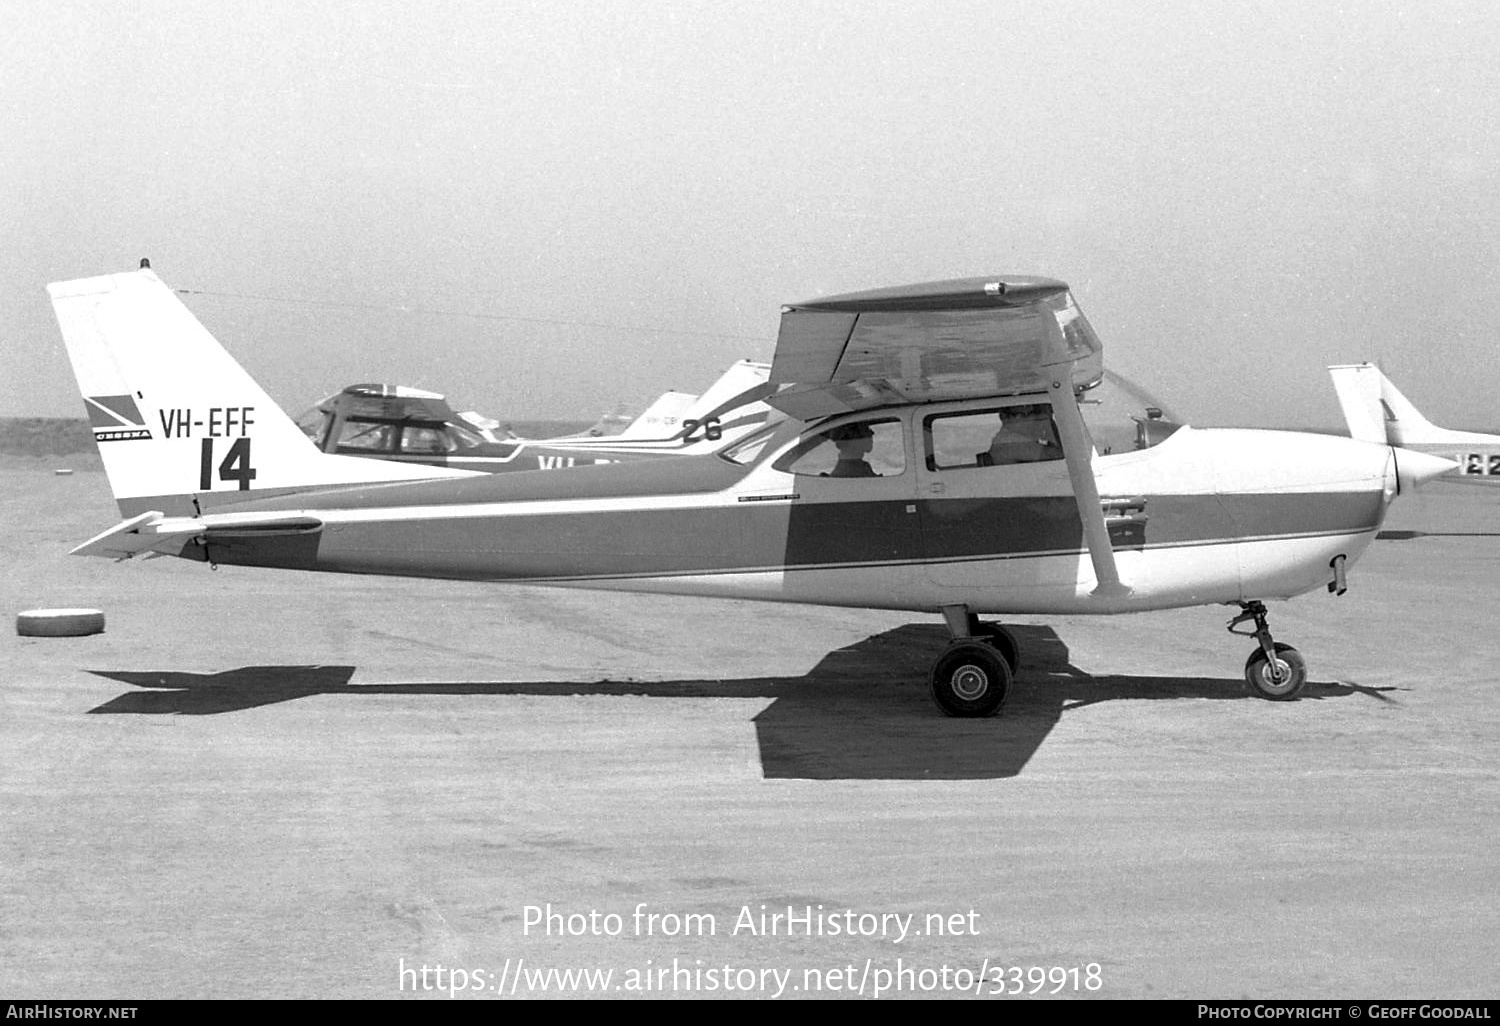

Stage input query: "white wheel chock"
[{"left": 16, "top": 609, "right": 106, "bottom": 638}]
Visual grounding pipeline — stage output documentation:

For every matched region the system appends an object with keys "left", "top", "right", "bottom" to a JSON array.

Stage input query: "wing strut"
[{"left": 1041, "top": 318, "right": 1129, "bottom": 599}]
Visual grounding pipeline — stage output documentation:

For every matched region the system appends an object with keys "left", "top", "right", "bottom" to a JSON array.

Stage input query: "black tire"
[
  {"left": 930, "top": 642, "right": 1011, "bottom": 718},
  {"left": 1244, "top": 643, "right": 1307, "bottom": 700},
  {"left": 971, "top": 621, "right": 1018, "bottom": 671},
  {"left": 16, "top": 608, "right": 105, "bottom": 638}
]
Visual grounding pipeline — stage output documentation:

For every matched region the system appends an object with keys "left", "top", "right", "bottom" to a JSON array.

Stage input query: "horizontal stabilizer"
[
  {"left": 71, "top": 512, "right": 188, "bottom": 560},
  {"left": 71, "top": 511, "right": 325, "bottom": 560}
]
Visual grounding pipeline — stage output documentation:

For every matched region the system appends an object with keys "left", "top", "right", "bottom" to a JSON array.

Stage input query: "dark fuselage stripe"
[{"left": 200, "top": 492, "right": 1385, "bottom": 582}]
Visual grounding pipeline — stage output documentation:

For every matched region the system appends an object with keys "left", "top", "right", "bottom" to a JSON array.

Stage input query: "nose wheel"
[{"left": 1228, "top": 601, "right": 1308, "bottom": 700}]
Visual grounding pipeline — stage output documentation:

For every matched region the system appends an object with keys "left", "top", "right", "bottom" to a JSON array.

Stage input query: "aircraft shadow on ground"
[{"left": 87, "top": 624, "right": 1392, "bottom": 779}]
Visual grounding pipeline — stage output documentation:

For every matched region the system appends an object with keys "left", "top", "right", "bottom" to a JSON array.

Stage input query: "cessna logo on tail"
[{"left": 84, "top": 394, "right": 151, "bottom": 441}]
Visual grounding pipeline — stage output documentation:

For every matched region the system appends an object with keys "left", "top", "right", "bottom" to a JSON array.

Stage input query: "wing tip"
[
  {"left": 788, "top": 276, "right": 1070, "bottom": 313},
  {"left": 47, "top": 265, "right": 162, "bottom": 299}
]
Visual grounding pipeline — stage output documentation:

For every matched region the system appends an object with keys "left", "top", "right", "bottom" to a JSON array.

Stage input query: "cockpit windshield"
[
  {"left": 718, "top": 425, "right": 779, "bottom": 465},
  {"left": 1078, "top": 371, "right": 1186, "bottom": 455},
  {"left": 295, "top": 406, "right": 334, "bottom": 447}
]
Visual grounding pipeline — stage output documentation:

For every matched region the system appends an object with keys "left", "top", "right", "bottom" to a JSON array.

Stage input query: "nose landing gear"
[{"left": 1228, "top": 601, "right": 1307, "bottom": 700}]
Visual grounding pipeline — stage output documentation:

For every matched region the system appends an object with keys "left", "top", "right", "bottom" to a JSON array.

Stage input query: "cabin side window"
[
  {"left": 399, "top": 426, "right": 455, "bottom": 455},
  {"left": 925, "top": 405, "right": 1064, "bottom": 471},
  {"left": 773, "top": 419, "right": 906, "bottom": 478},
  {"left": 446, "top": 424, "right": 488, "bottom": 450},
  {"left": 334, "top": 419, "right": 396, "bottom": 453}
]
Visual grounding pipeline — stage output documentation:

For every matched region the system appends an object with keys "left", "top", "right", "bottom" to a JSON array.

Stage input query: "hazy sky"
[{"left": 4, "top": 0, "right": 1498, "bottom": 428}]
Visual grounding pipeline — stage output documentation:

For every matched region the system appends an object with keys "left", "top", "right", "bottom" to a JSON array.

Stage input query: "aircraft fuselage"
[{"left": 167, "top": 400, "right": 1400, "bottom": 616}]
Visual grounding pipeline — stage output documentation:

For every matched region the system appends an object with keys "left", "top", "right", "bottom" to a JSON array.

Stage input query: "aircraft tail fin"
[
  {"left": 1366, "top": 366, "right": 1460, "bottom": 445},
  {"left": 1327, "top": 363, "right": 1390, "bottom": 443},
  {"left": 668, "top": 359, "right": 775, "bottom": 448},
  {"left": 615, "top": 390, "right": 698, "bottom": 439},
  {"left": 580, "top": 360, "right": 776, "bottom": 450},
  {"left": 49, "top": 266, "right": 477, "bottom": 517},
  {"left": 1329, "top": 362, "right": 1497, "bottom": 446},
  {"left": 680, "top": 360, "right": 771, "bottom": 421}
]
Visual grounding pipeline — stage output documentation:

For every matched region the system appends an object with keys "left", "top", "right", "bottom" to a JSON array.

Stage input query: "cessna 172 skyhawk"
[
  {"left": 51, "top": 265, "right": 1454, "bottom": 715},
  {"left": 1329, "top": 363, "right": 1500, "bottom": 487}
]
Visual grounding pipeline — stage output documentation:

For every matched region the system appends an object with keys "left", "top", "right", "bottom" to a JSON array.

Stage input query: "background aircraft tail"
[
  {"left": 668, "top": 359, "right": 774, "bottom": 449},
  {"left": 608, "top": 360, "right": 775, "bottom": 442},
  {"left": 1327, "top": 363, "right": 1389, "bottom": 443},
  {"left": 679, "top": 360, "right": 771, "bottom": 424},
  {"left": 555, "top": 359, "right": 775, "bottom": 453},
  {"left": 614, "top": 390, "right": 698, "bottom": 439},
  {"left": 49, "top": 266, "right": 476, "bottom": 517},
  {"left": 1329, "top": 362, "right": 1500, "bottom": 446}
]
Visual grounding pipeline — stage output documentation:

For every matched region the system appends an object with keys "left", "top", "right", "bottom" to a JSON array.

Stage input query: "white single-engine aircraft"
[
  {"left": 51, "top": 265, "right": 1454, "bottom": 715},
  {"left": 1329, "top": 363, "right": 1500, "bottom": 486},
  {"left": 292, "top": 359, "right": 775, "bottom": 473}
]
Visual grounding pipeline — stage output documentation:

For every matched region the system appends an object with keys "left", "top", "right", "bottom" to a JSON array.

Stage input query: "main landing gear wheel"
[
  {"left": 1228, "top": 601, "right": 1308, "bottom": 701},
  {"left": 1245, "top": 643, "right": 1307, "bottom": 701},
  {"left": 930, "top": 642, "right": 1012, "bottom": 718},
  {"left": 970, "top": 622, "right": 1018, "bottom": 672}
]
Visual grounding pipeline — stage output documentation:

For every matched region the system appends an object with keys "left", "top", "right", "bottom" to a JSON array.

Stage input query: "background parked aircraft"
[
  {"left": 1329, "top": 363, "right": 1500, "bottom": 486},
  {"left": 294, "top": 360, "right": 774, "bottom": 473}
]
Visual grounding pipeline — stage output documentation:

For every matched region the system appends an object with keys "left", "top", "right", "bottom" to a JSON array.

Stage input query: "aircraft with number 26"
[
  {"left": 292, "top": 359, "right": 774, "bottom": 473},
  {"left": 51, "top": 264, "right": 1454, "bottom": 715},
  {"left": 1329, "top": 363, "right": 1500, "bottom": 487}
]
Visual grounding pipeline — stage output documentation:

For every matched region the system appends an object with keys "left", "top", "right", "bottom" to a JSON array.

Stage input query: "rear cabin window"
[
  {"left": 335, "top": 420, "right": 396, "bottom": 452},
  {"left": 925, "top": 406, "right": 1064, "bottom": 471},
  {"left": 447, "top": 425, "right": 488, "bottom": 450},
  {"left": 399, "top": 426, "right": 455, "bottom": 454}
]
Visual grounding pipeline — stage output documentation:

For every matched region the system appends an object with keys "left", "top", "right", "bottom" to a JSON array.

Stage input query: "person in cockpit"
[
  {"left": 979, "top": 405, "right": 1062, "bottom": 465},
  {"left": 826, "top": 423, "right": 878, "bottom": 477}
]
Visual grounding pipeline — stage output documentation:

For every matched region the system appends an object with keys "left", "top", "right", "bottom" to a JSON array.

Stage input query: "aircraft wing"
[{"left": 768, "top": 276, "right": 1104, "bottom": 419}]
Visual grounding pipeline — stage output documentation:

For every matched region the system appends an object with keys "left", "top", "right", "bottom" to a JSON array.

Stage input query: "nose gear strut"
[{"left": 1228, "top": 601, "right": 1308, "bottom": 700}]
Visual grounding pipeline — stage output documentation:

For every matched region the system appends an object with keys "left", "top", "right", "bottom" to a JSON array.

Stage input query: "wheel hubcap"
[
  {"left": 1261, "top": 659, "right": 1293, "bottom": 691},
  {"left": 951, "top": 664, "right": 990, "bottom": 700}
]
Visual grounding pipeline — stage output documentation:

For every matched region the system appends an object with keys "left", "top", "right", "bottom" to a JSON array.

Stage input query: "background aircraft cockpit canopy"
[{"left": 295, "top": 383, "right": 513, "bottom": 457}]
